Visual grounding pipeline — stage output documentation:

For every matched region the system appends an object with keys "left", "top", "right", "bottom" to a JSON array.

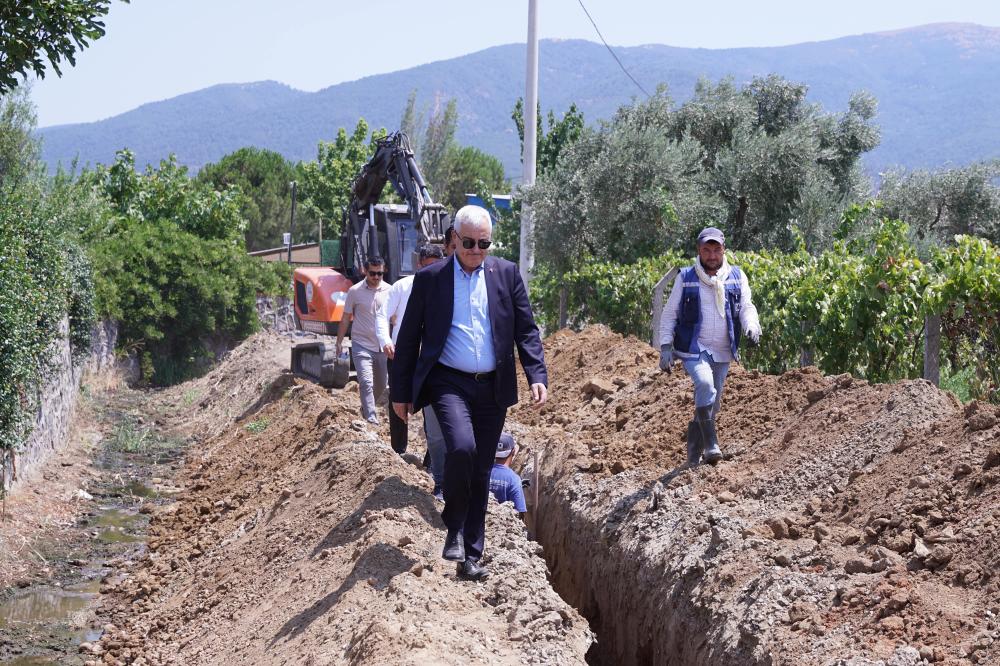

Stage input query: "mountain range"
[{"left": 37, "top": 22, "right": 1000, "bottom": 179}]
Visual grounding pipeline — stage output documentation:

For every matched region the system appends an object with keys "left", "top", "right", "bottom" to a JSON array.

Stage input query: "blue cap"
[
  {"left": 697, "top": 227, "right": 725, "bottom": 246},
  {"left": 495, "top": 432, "right": 517, "bottom": 458}
]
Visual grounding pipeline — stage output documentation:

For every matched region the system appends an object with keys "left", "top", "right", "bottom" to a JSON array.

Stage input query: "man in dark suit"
[{"left": 391, "top": 205, "right": 548, "bottom": 581}]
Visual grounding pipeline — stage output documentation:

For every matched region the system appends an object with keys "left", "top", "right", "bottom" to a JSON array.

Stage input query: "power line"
[{"left": 576, "top": 0, "right": 651, "bottom": 98}]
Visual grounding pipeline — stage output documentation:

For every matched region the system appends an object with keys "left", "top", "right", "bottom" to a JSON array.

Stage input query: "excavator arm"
[
  {"left": 346, "top": 132, "right": 447, "bottom": 271},
  {"left": 291, "top": 133, "right": 448, "bottom": 390}
]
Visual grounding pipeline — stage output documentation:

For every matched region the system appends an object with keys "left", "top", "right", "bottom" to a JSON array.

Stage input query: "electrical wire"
[{"left": 575, "top": 0, "right": 651, "bottom": 98}]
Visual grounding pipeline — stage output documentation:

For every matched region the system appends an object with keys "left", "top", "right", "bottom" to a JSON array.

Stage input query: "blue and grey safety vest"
[{"left": 672, "top": 265, "right": 744, "bottom": 360}]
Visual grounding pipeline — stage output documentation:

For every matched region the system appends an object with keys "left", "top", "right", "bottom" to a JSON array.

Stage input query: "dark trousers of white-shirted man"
[{"left": 390, "top": 205, "right": 548, "bottom": 581}]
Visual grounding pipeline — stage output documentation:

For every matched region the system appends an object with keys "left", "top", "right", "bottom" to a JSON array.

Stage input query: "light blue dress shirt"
[{"left": 439, "top": 258, "right": 496, "bottom": 373}]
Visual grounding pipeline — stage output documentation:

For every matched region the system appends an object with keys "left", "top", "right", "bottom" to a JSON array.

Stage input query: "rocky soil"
[
  {"left": 508, "top": 326, "right": 999, "bottom": 666},
  {"left": 8, "top": 326, "right": 996, "bottom": 666}
]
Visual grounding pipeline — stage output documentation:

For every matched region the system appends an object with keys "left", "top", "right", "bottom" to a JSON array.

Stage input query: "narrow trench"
[
  {"left": 527, "top": 473, "right": 696, "bottom": 666},
  {"left": 0, "top": 412, "right": 184, "bottom": 665}
]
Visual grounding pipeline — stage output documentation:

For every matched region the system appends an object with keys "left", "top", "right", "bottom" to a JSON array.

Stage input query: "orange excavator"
[{"left": 290, "top": 132, "right": 449, "bottom": 388}]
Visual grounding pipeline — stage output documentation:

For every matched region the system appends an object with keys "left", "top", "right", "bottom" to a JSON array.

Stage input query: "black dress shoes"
[
  {"left": 442, "top": 529, "right": 465, "bottom": 561},
  {"left": 457, "top": 557, "right": 489, "bottom": 581}
]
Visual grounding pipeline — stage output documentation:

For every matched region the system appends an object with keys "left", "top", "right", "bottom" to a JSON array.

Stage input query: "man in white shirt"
[
  {"left": 337, "top": 257, "right": 392, "bottom": 425},
  {"left": 658, "top": 227, "right": 761, "bottom": 466},
  {"left": 378, "top": 245, "right": 446, "bottom": 495}
]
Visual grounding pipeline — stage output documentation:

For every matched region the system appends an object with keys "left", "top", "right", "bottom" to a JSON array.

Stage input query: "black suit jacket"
[{"left": 390, "top": 255, "right": 547, "bottom": 411}]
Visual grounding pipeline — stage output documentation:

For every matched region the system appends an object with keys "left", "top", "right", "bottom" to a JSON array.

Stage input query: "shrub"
[{"left": 90, "top": 221, "right": 289, "bottom": 385}]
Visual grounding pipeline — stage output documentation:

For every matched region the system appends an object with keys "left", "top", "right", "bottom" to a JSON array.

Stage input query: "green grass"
[
  {"left": 245, "top": 418, "right": 270, "bottom": 435},
  {"left": 110, "top": 418, "right": 153, "bottom": 452},
  {"left": 940, "top": 365, "right": 975, "bottom": 403}
]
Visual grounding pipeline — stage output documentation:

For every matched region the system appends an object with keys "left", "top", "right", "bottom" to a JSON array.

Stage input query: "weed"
[
  {"left": 181, "top": 389, "right": 200, "bottom": 407},
  {"left": 111, "top": 419, "right": 152, "bottom": 452},
  {"left": 245, "top": 418, "right": 270, "bottom": 435},
  {"left": 941, "top": 365, "right": 976, "bottom": 403}
]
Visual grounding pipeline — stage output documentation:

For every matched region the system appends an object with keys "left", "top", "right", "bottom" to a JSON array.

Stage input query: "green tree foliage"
[
  {"left": 666, "top": 76, "right": 879, "bottom": 250},
  {"left": 526, "top": 76, "right": 880, "bottom": 275},
  {"left": 526, "top": 93, "right": 708, "bottom": 273},
  {"left": 500, "top": 101, "right": 587, "bottom": 265},
  {"left": 397, "top": 95, "right": 510, "bottom": 212},
  {"left": 420, "top": 98, "right": 458, "bottom": 197},
  {"left": 198, "top": 147, "right": 302, "bottom": 250},
  {"left": 298, "top": 119, "right": 387, "bottom": 235},
  {"left": 90, "top": 221, "right": 286, "bottom": 385},
  {"left": 877, "top": 161, "right": 1000, "bottom": 247},
  {"left": 0, "top": 86, "right": 40, "bottom": 193},
  {"left": 399, "top": 89, "right": 425, "bottom": 155},
  {"left": 84, "top": 149, "right": 288, "bottom": 385},
  {"left": 0, "top": 0, "right": 127, "bottom": 93},
  {"left": 91, "top": 150, "right": 246, "bottom": 241},
  {"left": 433, "top": 145, "right": 507, "bottom": 214},
  {"left": 0, "top": 92, "right": 97, "bottom": 465},
  {"left": 0, "top": 191, "right": 71, "bottom": 456},
  {"left": 512, "top": 99, "right": 585, "bottom": 177}
]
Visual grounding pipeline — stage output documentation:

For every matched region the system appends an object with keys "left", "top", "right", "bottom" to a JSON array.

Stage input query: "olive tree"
[
  {"left": 878, "top": 161, "right": 1000, "bottom": 247},
  {"left": 527, "top": 74, "right": 881, "bottom": 272}
]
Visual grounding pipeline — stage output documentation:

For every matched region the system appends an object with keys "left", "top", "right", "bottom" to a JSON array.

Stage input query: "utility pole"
[
  {"left": 287, "top": 181, "right": 297, "bottom": 264},
  {"left": 519, "top": 0, "right": 539, "bottom": 289}
]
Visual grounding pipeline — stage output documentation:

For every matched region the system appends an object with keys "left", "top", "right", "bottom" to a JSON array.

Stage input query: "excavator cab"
[
  {"left": 341, "top": 204, "right": 429, "bottom": 284},
  {"left": 291, "top": 268, "right": 354, "bottom": 335}
]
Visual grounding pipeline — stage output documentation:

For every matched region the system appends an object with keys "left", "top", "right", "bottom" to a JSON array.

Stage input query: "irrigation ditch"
[{"left": 0, "top": 395, "right": 187, "bottom": 665}]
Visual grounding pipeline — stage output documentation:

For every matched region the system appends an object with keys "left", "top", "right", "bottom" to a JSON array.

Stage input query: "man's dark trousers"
[
  {"left": 426, "top": 366, "right": 506, "bottom": 561},
  {"left": 386, "top": 359, "right": 408, "bottom": 454}
]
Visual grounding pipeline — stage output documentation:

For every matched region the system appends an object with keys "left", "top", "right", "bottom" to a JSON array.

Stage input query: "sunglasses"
[
  {"left": 460, "top": 236, "right": 493, "bottom": 250},
  {"left": 367, "top": 270, "right": 384, "bottom": 276}
]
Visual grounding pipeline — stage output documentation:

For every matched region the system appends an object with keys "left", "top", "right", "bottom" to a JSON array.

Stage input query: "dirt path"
[
  {"left": 85, "top": 332, "right": 591, "bottom": 665},
  {"left": 7, "top": 326, "right": 996, "bottom": 665}
]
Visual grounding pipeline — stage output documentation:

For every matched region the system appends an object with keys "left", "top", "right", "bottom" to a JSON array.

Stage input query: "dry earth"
[
  {"left": 8, "top": 326, "right": 997, "bottom": 666},
  {"left": 509, "top": 326, "right": 999, "bottom": 666},
  {"left": 91, "top": 331, "right": 592, "bottom": 665}
]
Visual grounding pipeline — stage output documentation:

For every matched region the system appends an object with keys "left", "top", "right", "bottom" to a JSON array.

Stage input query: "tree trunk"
[{"left": 733, "top": 196, "right": 749, "bottom": 246}]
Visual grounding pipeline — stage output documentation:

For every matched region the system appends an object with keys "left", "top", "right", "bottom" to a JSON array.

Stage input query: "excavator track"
[{"left": 290, "top": 341, "right": 350, "bottom": 389}]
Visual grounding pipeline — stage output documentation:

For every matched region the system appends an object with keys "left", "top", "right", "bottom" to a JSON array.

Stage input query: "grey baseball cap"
[
  {"left": 697, "top": 227, "right": 725, "bottom": 246},
  {"left": 495, "top": 432, "right": 517, "bottom": 458}
]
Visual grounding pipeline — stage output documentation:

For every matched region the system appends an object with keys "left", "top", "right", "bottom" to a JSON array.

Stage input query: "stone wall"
[
  {"left": 5, "top": 317, "right": 117, "bottom": 492},
  {"left": 257, "top": 296, "right": 295, "bottom": 333}
]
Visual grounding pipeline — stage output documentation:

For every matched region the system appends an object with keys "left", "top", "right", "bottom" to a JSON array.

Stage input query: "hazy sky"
[{"left": 29, "top": 0, "right": 1000, "bottom": 128}]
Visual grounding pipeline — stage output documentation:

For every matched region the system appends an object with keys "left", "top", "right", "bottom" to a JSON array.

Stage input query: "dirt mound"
[
  {"left": 151, "top": 330, "right": 294, "bottom": 442},
  {"left": 96, "top": 368, "right": 591, "bottom": 664},
  {"left": 509, "top": 326, "right": 998, "bottom": 665}
]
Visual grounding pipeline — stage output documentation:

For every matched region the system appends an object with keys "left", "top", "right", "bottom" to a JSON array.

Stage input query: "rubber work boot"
[
  {"left": 686, "top": 420, "right": 703, "bottom": 466},
  {"left": 695, "top": 406, "right": 723, "bottom": 464}
]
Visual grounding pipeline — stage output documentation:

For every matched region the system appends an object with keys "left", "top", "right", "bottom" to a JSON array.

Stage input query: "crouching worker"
[{"left": 489, "top": 433, "right": 526, "bottom": 518}]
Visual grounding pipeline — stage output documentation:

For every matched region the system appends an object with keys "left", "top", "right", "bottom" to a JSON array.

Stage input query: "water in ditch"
[{"left": 0, "top": 415, "right": 184, "bottom": 665}]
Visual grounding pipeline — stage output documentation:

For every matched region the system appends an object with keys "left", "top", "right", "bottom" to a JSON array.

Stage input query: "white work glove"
[
  {"left": 659, "top": 344, "right": 674, "bottom": 373},
  {"left": 744, "top": 324, "right": 761, "bottom": 346}
]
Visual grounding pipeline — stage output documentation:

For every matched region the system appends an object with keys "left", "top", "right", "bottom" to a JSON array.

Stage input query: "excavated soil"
[
  {"left": 508, "top": 326, "right": 999, "bottom": 666},
  {"left": 91, "top": 331, "right": 592, "bottom": 665},
  {"left": 30, "top": 326, "right": 998, "bottom": 665}
]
